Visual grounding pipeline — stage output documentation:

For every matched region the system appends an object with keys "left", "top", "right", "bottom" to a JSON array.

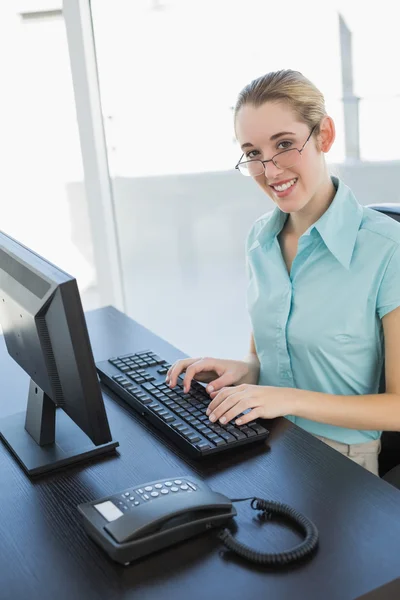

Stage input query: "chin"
[{"left": 274, "top": 197, "right": 305, "bottom": 213}]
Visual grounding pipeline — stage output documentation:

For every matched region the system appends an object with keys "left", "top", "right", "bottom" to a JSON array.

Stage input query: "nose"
[{"left": 264, "top": 160, "right": 284, "bottom": 180}]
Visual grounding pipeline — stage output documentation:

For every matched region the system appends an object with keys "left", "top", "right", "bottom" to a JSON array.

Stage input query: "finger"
[
  {"left": 167, "top": 358, "right": 198, "bottom": 387},
  {"left": 234, "top": 407, "right": 263, "bottom": 426},
  {"left": 208, "top": 389, "right": 252, "bottom": 423},
  {"left": 182, "top": 358, "right": 217, "bottom": 392},
  {"left": 206, "top": 388, "right": 246, "bottom": 421},
  {"left": 206, "top": 386, "right": 235, "bottom": 415},
  {"left": 205, "top": 372, "right": 235, "bottom": 395},
  {"left": 207, "top": 384, "right": 245, "bottom": 414}
]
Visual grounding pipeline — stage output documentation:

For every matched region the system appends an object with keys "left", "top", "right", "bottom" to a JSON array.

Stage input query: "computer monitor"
[{"left": 0, "top": 231, "right": 119, "bottom": 476}]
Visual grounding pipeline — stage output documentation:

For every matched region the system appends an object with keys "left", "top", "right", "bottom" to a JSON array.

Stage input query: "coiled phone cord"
[{"left": 217, "top": 496, "right": 319, "bottom": 566}]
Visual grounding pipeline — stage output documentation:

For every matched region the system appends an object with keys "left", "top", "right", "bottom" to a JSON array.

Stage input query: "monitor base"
[{"left": 0, "top": 409, "right": 119, "bottom": 476}]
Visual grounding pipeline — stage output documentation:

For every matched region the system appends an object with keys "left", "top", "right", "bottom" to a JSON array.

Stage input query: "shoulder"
[{"left": 360, "top": 207, "right": 400, "bottom": 248}]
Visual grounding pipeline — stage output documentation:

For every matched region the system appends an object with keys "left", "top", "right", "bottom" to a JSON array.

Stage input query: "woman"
[{"left": 166, "top": 70, "right": 400, "bottom": 476}]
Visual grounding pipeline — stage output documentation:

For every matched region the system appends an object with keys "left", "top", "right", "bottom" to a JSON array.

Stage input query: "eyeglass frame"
[{"left": 235, "top": 125, "right": 317, "bottom": 175}]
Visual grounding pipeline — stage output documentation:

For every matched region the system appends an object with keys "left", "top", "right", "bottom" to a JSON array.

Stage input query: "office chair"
[{"left": 368, "top": 203, "right": 400, "bottom": 487}]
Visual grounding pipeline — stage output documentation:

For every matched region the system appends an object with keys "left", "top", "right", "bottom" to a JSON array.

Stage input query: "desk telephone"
[{"left": 78, "top": 475, "right": 319, "bottom": 567}]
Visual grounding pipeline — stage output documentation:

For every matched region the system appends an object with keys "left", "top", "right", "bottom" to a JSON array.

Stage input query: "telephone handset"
[
  {"left": 78, "top": 476, "right": 236, "bottom": 565},
  {"left": 78, "top": 475, "right": 319, "bottom": 567}
]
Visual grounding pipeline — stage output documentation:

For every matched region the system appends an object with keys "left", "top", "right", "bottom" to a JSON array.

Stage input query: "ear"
[{"left": 317, "top": 115, "right": 335, "bottom": 153}]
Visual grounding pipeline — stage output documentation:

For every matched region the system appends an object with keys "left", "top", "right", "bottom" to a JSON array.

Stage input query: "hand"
[
  {"left": 206, "top": 384, "right": 293, "bottom": 426},
  {"left": 166, "top": 357, "right": 259, "bottom": 394}
]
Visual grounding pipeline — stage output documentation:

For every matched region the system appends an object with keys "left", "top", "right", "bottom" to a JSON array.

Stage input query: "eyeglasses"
[{"left": 235, "top": 125, "right": 316, "bottom": 177}]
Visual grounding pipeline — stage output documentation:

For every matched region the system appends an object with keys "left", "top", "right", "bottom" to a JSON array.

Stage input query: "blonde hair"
[{"left": 234, "top": 69, "right": 327, "bottom": 134}]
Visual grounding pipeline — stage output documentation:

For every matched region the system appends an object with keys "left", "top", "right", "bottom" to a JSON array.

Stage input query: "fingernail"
[
  {"left": 209, "top": 414, "right": 216, "bottom": 422},
  {"left": 165, "top": 377, "right": 169, "bottom": 383},
  {"left": 220, "top": 417, "right": 226, "bottom": 424},
  {"left": 236, "top": 419, "right": 242, "bottom": 425},
  {"left": 207, "top": 385, "right": 214, "bottom": 393},
  {"left": 206, "top": 409, "right": 210, "bottom": 416}
]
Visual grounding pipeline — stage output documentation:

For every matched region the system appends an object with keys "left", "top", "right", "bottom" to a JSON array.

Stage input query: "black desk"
[{"left": 1, "top": 306, "right": 400, "bottom": 600}]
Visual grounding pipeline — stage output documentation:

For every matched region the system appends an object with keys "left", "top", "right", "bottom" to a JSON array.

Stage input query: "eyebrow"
[{"left": 241, "top": 131, "right": 296, "bottom": 150}]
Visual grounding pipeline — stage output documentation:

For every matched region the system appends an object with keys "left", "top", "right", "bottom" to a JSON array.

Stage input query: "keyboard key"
[
  {"left": 220, "top": 432, "right": 236, "bottom": 444},
  {"left": 199, "top": 427, "right": 213, "bottom": 436},
  {"left": 248, "top": 423, "right": 269, "bottom": 435},
  {"left": 154, "top": 408, "right": 168, "bottom": 416},
  {"left": 228, "top": 429, "right": 247, "bottom": 440},
  {"left": 172, "top": 422, "right": 185, "bottom": 431},
  {"left": 213, "top": 437, "right": 226, "bottom": 447},
  {"left": 196, "top": 441, "right": 214, "bottom": 450},
  {"left": 120, "top": 381, "right": 134, "bottom": 388},
  {"left": 161, "top": 414, "right": 175, "bottom": 423},
  {"left": 178, "top": 426, "right": 191, "bottom": 435},
  {"left": 135, "top": 395, "right": 153, "bottom": 405},
  {"left": 142, "top": 383, "right": 156, "bottom": 392},
  {"left": 240, "top": 427, "right": 257, "bottom": 438},
  {"left": 183, "top": 432, "right": 201, "bottom": 443}
]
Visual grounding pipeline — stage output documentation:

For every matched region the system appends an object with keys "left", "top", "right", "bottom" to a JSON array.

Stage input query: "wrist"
[
  {"left": 241, "top": 354, "right": 260, "bottom": 385},
  {"left": 285, "top": 387, "right": 306, "bottom": 416}
]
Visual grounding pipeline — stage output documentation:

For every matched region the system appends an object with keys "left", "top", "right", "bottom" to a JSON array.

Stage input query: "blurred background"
[{"left": 2, "top": 0, "right": 399, "bottom": 358}]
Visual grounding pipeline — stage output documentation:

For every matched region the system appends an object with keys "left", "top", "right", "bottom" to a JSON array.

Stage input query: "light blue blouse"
[{"left": 246, "top": 177, "right": 400, "bottom": 444}]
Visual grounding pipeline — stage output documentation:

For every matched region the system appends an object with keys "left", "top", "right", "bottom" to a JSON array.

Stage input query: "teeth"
[{"left": 273, "top": 178, "right": 297, "bottom": 192}]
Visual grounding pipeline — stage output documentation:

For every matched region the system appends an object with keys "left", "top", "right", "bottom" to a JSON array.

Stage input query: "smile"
[{"left": 270, "top": 178, "right": 298, "bottom": 192}]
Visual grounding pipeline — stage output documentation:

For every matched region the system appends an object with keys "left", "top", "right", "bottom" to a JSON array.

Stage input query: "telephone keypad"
[{"left": 112, "top": 478, "right": 198, "bottom": 512}]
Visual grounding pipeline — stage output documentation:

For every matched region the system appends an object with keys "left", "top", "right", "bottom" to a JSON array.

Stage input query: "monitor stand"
[{"left": 0, "top": 380, "right": 119, "bottom": 476}]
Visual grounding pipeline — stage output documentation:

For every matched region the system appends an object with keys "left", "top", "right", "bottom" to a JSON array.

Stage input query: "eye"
[
  {"left": 245, "top": 149, "right": 260, "bottom": 159},
  {"left": 277, "top": 140, "right": 293, "bottom": 150}
]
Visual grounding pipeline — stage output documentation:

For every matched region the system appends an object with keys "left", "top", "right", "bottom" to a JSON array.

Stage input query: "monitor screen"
[{"left": 0, "top": 231, "right": 118, "bottom": 476}]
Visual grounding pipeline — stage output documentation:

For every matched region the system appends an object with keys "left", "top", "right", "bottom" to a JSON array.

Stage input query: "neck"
[{"left": 285, "top": 175, "right": 336, "bottom": 238}]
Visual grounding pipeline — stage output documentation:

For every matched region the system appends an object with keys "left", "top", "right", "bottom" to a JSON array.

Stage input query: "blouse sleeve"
[{"left": 377, "top": 244, "right": 400, "bottom": 318}]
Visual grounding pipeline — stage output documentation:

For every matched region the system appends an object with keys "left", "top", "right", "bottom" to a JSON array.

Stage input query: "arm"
[
  {"left": 239, "top": 333, "right": 260, "bottom": 385},
  {"left": 207, "top": 308, "right": 400, "bottom": 429},
  {"left": 292, "top": 306, "right": 400, "bottom": 430}
]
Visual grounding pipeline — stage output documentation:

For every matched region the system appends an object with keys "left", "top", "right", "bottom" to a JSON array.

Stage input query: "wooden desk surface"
[{"left": 1, "top": 306, "right": 400, "bottom": 600}]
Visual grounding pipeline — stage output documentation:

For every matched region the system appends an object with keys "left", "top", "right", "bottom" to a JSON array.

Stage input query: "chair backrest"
[
  {"left": 368, "top": 203, "right": 400, "bottom": 479},
  {"left": 367, "top": 203, "right": 400, "bottom": 222}
]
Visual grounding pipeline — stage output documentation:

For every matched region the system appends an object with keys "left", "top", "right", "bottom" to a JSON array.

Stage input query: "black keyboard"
[{"left": 96, "top": 350, "right": 270, "bottom": 458}]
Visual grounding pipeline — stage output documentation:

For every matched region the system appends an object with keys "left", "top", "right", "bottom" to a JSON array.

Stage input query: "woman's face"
[{"left": 235, "top": 101, "right": 330, "bottom": 215}]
